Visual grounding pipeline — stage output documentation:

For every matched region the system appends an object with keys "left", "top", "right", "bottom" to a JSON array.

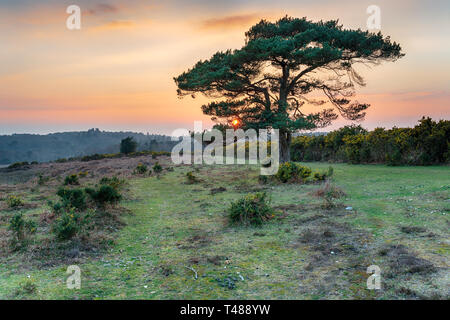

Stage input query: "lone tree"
[
  {"left": 120, "top": 136, "right": 137, "bottom": 154},
  {"left": 174, "top": 16, "right": 404, "bottom": 162}
]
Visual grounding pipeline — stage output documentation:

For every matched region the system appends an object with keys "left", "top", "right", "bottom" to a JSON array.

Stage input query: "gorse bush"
[
  {"left": 6, "top": 195, "right": 24, "bottom": 208},
  {"left": 64, "top": 174, "right": 79, "bottom": 186},
  {"left": 228, "top": 192, "right": 274, "bottom": 226},
  {"left": 85, "top": 185, "right": 121, "bottom": 206},
  {"left": 56, "top": 188, "right": 86, "bottom": 210},
  {"left": 8, "top": 162, "right": 29, "bottom": 169},
  {"left": 9, "top": 213, "right": 36, "bottom": 246},
  {"left": 78, "top": 171, "right": 88, "bottom": 178},
  {"left": 99, "top": 176, "right": 125, "bottom": 190},
  {"left": 153, "top": 162, "right": 163, "bottom": 174},
  {"left": 313, "top": 166, "right": 334, "bottom": 181},
  {"left": 275, "top": 162, "right": 312, "bottom": 183},
  {"left": 134, "top": 163, "right": 148, "bottom": 174},
  {"left": 291, "top": 117, "right": 449, "bottom": 165},
  {"left": 52, "top": 209, "right": 81, "bottom": 241}
]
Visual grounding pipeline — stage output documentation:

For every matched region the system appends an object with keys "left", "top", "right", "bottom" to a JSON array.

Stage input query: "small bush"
[
  {"left": 314, "top": 181, "right": 346, "bottom": 209},
  {"left": 64, "top": 174, "right": 80, "bottom": 186},
  {"left": 78, "top": 171, "right": 88, "bottom": 178},
  {"left": 85, "top": 185, "right": 121, "bottom": 206},
  {"left": 9, "top": 213, "right": 37, "bottom": 244},
  {"left": 313, "top": 166, "right": 334, "bottom": 181},
  {"left": 37, "top": 173, "right": 49, "bottom": 186},
  {"left": 258, "top": 175, "right": 269, "bottom": 184},
  {"left": 228, "top": 192, "right": 274, "bottom": 226},
  {"left": 153, "top": 162, "right": 163, "bottom": 174},
  {"left": 15, "top": 279, "right": 37, "bottom": 296},
  {"left": 56, "top": 188, "right": 86, "bottom": 210},
  {"left": 99, "top": 176, "right": 125, "bottom": 190},
  {"left": 6, "top": 195, "right": 24, "bottom": 208},
  {"left": 52, "top": 209, "right": 80, "bottom": 241},
  {"left": 186, "top": 171, "right": 199, "bottom": 184},
  {"left": 8, "top": 162, "right": 29, "bottom": 169},
  {"left": 275, "top": 162, "right": 312, "bottom": 183},
  {"left": 134, "top": 163, "right": 148, "bottom": 174}
]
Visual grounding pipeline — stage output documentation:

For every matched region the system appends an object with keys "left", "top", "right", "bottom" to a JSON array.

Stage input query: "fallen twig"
[{"left": 184, "top": 266, "right": 198, "bottom": 280}]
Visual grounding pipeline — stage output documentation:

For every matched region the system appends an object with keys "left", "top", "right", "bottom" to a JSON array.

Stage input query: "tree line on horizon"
[{"left": 0, "top": 129, "right": 177, "bottom": 165}]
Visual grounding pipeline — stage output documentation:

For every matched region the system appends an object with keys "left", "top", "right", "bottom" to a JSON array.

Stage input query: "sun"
[{"left": 232, "top": 119, "right": 239, "bottom": 127}]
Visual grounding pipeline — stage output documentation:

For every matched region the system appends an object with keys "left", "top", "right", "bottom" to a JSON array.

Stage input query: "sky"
[{"left": 0, "top": 0, "right": 449, "bottom": 135}]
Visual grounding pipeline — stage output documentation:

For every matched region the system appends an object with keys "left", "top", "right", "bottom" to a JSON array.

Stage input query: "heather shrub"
[
  {"left": 37, "top": 173, "right": 50, "bottom": 186},
  {"left": 99, "top": 176, "right": 125, "bottom": 190},
  {"left": 153, "top": 162, "right": 163, "bottom": 174},
  {"left": 134, "top": 163, "right": 148, "bottom": 174},
  {"left": 314, "top": 181, "right": 346, "bottom": 209},
  {"left": 64, "top": 174, "right": 79, "bottom": 186},
  {"left": 6, "top": 195, "right": 24, "bottom": 209}
]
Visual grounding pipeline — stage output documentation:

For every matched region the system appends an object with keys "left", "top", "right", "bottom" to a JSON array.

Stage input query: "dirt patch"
[
  {"left": 210, "top": 187, "right": 227, "bottom": 195},
  {"left": 379, "top": 244, "right": 436, "bottom": 275},
  {"left": 399, "top": 225, "right": 427, "bottom": 234},
  {"left": 178, "top": 231, "right": 214, "bottom": 250},
  {"left": 294, "top": 214, "right": 326, "bottom": 225},
  {"left": 274, "top": 204, "right": 305, "bottom": 213},
  {"left": 295, "top": 221, "right": 369, "bottom": 270},
  {"left": 233, "top": 183, "right": 266, "bottom": 193},
  {"left": 158, "top": 265, "right": 174, "bottom": 277},
  {"left": 253, "top": 232, "right": 266, "bottom": 237},
  {"left": 188, "top": 255, "right": 226, "bottom": 266}
]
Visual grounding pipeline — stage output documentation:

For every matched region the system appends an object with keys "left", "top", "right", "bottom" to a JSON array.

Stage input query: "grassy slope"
[{"left": 0, "top": 163, "right": 448, "bottom": 299}]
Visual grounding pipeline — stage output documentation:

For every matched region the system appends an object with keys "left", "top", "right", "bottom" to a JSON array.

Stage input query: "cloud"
[
  {"left": 93, "top": 20, "right": 135, "bottom": 31},
  {"left": 199, "top": 13, "right": 263, "bottom": 30},
  {"left": 86, "top": 3, "right": 118, "bottom": 16}
]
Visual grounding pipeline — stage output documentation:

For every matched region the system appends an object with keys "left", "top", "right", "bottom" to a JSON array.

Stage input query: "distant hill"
[{"left": 0, "top": 128, "right": 177, "bottom": 164}]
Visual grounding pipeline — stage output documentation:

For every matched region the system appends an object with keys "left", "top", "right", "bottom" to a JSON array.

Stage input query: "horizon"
[
  {"left": 0, "top": 114, "right": 446, "bottom": 136},
  {"left": 1, "top": 0, "right": 449, "bottom": 134}
]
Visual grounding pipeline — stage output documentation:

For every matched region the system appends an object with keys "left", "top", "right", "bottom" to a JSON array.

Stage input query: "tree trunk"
[{"left": 279, "top": 130, "right": 291, "bottom": 163}]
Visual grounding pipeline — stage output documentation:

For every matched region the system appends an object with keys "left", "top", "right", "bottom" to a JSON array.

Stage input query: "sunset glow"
[{"left": 0, "top": 0, "right": 449, "bottom": 134}]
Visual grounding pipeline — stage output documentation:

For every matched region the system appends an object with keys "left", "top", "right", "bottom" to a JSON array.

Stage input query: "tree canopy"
[{"left": 174, "top": 16, "right": 404, "bottom": 162}]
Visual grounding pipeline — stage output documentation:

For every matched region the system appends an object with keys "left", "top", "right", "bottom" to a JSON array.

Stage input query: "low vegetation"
[
  {"left": 228, "top": 192, "right": 274, "bottom": 226},
  {"left": 0, "top": 154, "right": 448, "bottom": 300},
  {"left": 6, "top": 195, "right": 24, "bottom": 209},
  {"left": 291, "top": 117, "right": 449, "bottom": 165}
]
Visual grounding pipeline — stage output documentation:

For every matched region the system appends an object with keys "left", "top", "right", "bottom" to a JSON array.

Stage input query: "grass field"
[{"left": 0, "top": 159, "right": 448, "bottom": 299}]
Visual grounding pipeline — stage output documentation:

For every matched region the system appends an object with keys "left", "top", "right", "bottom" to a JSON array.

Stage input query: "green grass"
[{"left": 0, "top": 163, "right": 448, "bottom": 299}]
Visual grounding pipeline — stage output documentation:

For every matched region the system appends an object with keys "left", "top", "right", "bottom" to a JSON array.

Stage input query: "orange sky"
[{"left": 0, "top": 0, "right": 449, "bottom": 134}]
